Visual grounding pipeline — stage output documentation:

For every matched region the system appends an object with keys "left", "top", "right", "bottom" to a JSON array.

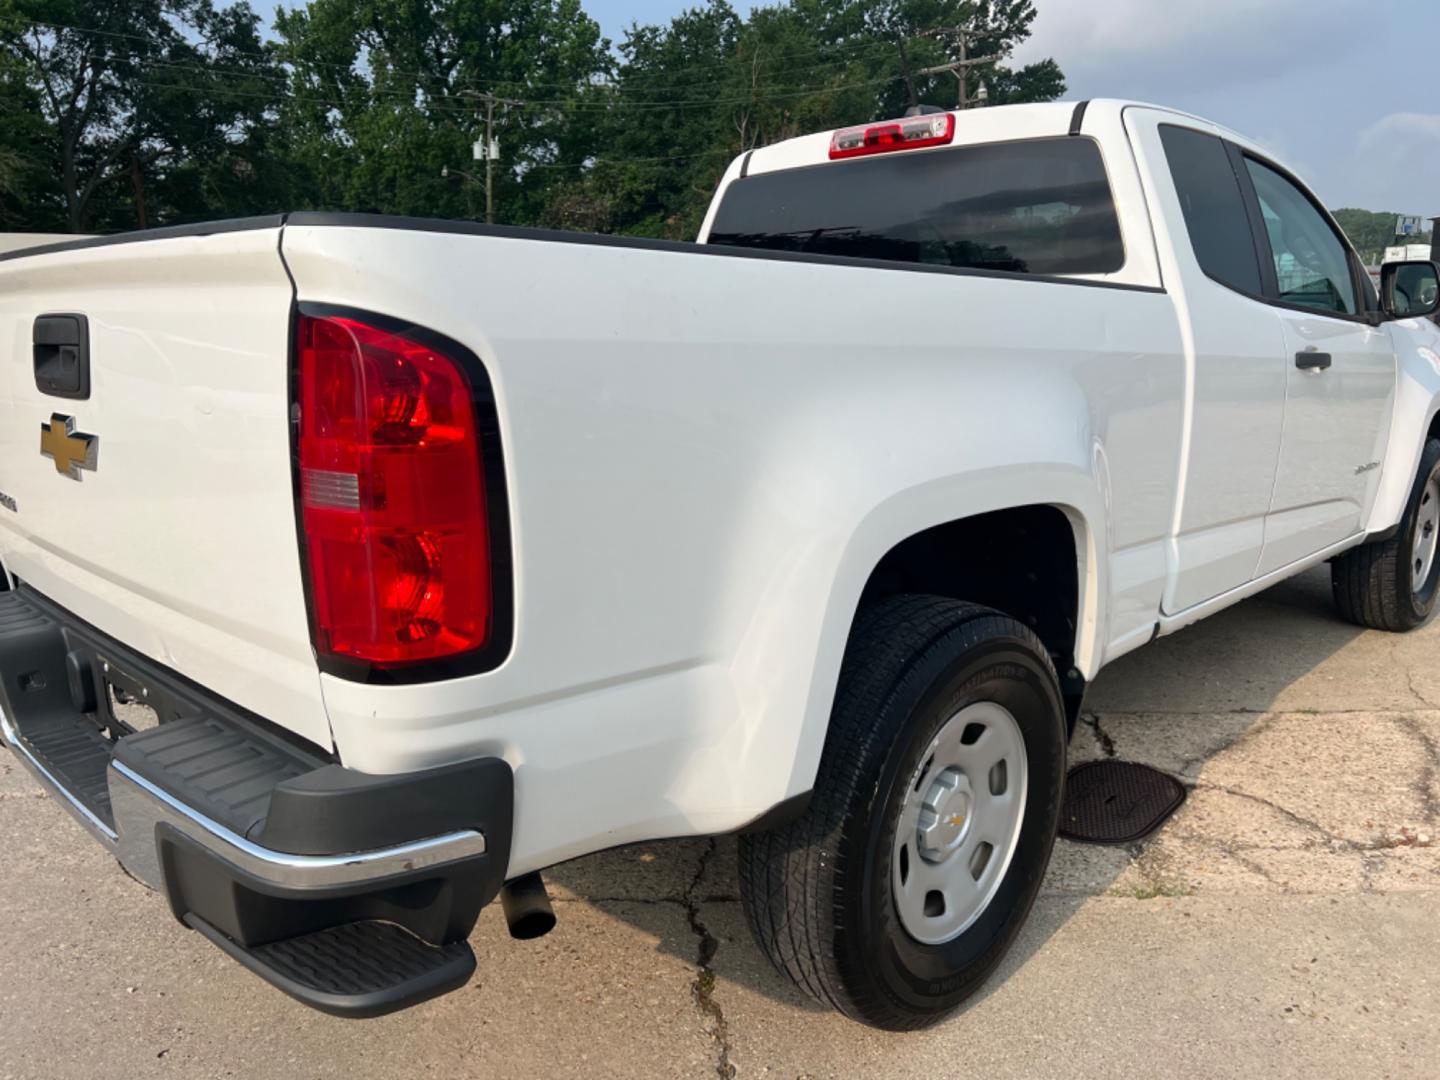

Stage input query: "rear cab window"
[
  {"left": 706, "top": 137, "right": 1126, "bottom": 278},
  {"left": 1159, "top": 124, "right": 1264, "bottom": 295}
]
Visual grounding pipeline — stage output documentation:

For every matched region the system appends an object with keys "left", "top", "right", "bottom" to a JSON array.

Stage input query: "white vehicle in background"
[
  {"left": 1, "top": 100, "right": 1439, "bottom": 1030},
  {"left": 1385, "top": 243, "right": 1434, "bottom": 265}
]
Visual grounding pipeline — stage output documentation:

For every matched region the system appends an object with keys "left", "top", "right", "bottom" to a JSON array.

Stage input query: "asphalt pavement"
[{"left": 2, "top": 565, "right": 1437, "bottom": 1079}]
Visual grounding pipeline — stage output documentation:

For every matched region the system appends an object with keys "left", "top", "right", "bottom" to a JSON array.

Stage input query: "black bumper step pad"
[
  {"left": 186, "top": 915, "right": 476, "bottom": 1018},
  {"left": 1059, "top": 759, "right": 1188, "bottom": 845},
  {"left": 21, "top": 718, "right": 115, "bottom": 825},
  {"left": 115, "top": 716, "right": 322, "bottom": 841},
  {"left": 0, "top": 590, "right": 117, "bottom": 828}
]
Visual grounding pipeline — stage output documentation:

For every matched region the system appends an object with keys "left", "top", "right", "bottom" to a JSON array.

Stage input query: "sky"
[{"left": 585, "top": 0, "right": 1439, "bottom": 215}]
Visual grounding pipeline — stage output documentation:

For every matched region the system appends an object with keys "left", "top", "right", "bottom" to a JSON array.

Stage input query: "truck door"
[
  {"left": 1137, "top": 119, "right": 1290, "bottom": 614},
  {"left": 1233, "top": 155, "right": 1397, "bottom": 573}
]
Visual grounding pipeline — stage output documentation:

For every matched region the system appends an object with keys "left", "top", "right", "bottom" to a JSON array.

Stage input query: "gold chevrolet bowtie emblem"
[{"left": 39, "top": 414, "right": 99, "bottom": 481}]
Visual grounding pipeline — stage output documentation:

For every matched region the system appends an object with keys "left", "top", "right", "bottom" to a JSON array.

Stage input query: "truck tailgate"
[{"left": 0, "top": 225, "right": 330, "bottom": 751}]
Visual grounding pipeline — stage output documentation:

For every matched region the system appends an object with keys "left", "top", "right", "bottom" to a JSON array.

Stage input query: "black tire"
[
  {"left": 1332, "top": 437, "right": 1440, "bottom": 632},
  {"left": 737, "top": 595, "right": 1067, "bottom": 1030}
]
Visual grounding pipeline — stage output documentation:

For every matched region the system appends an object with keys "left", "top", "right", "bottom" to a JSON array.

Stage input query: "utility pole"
[
  {"left": 912, "top": 27, "right": 1001, "bottom": 109},
  {"left": 463, "top": 90, "right": 525, "bottom": 225},
  {"left": 897, "top": 37, "right": 919, "bottom": 110}
]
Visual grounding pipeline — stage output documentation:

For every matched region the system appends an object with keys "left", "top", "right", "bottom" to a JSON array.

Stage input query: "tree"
[
  {"left": 545, "top": 0, "right": 1064, "bottom": 239},
  {"left": 0, "top": 0, "right": 1066, "bottom": 236},
  {"left": 272, "top": 0, "right": 611, "bottom": 224},
  {"left": 0, "top": 41, "right": 51, "bottom": 226},
  {"left": 1333, "top": 208, "right": 1432, "bottom": 264},
  {"left": 0, "top": 0, "right": 283, "bottom": 232},
  {"left": 855, "top": 0, "right": 1062, "bottom": 114}
]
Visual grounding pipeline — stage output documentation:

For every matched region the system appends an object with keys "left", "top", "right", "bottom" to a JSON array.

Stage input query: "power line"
[
  {"left": 913, "top": 27, "right": 1003, "bottom": 109},
  {"left": 525, "top": 148, "right": 734, "bottom": 171},
  {"left": 63, "top": 45, "right": 906, "bottom": 114},
  {"left": 109, "top": 66, "right": 910, "bottom": 116},
  {"left": 25, "top": 19, "right": 913, "bottom": 97}
]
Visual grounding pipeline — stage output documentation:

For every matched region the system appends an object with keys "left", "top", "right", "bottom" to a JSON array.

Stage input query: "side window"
[
  {"left": 1242, "top": 158, "right": 1357, "bottom": 316},
  {"left": 1159, "top": 125, "right": 1263, "bottom": 295}
]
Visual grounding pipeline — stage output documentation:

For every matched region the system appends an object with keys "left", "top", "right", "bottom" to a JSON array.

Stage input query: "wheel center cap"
[{"left": 917, "top": 768, "right": 974, "bottom": 861}]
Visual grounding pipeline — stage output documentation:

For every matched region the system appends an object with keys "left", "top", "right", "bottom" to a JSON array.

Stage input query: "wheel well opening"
[
  {"left": 857, "top": 505, "right": 1083, "bottom": 716},
  {"left": 1428, "top": 412, "right": 1440, "bottom": 444}
]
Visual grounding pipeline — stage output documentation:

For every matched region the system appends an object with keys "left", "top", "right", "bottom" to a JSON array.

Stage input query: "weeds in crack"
[{"left": 684, "top": 840, "right": 735, "bottom": 1080}]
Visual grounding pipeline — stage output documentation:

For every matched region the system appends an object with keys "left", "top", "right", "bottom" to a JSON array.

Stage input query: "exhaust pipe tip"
[{"left": 500, "top": 871, "right": 556, "bottom": 941}]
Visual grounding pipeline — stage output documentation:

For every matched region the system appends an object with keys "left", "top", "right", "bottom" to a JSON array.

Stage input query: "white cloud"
[
  {"left": 1344, "top": 113, "right": 1440, "bottom": 213},
  {"left": 1359, "top": 112, "right": 1440, "bottom": 147},
  {"left": 1012, "top": 0, "right": 1362, "bottom": 94},
  {"left": 1005, "top": 1, "right": 1439, "bottom": 212}
]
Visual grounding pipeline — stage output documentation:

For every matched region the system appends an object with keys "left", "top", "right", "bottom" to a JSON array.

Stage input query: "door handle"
[{"left": 1295, "top": 350, "right": 1332, "bottom": 372}]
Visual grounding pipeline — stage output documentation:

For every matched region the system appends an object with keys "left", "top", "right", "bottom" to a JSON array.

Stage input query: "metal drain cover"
[{"left": 1059, "top": 760, "right": 1187, "bottom": 845}]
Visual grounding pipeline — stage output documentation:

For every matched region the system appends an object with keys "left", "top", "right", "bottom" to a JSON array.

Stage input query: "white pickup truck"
[{"left": 3, "top": 99, "right": 1439, "bottom": 1030}]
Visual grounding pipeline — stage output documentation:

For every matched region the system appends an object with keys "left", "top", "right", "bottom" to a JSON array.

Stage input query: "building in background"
[{"left": 1385, "top": 244, "right": 1435, "bottom": 264}]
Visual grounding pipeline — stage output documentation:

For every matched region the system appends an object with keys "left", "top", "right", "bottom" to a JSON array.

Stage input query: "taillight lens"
[
  {"left": 296, "top": 313, "right": 491, "bottom": 666},
  {"left": 829, "top": 113, "right": 956, "bottom": 160}
]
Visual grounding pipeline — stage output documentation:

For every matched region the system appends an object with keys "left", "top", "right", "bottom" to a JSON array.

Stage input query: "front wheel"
[
  {"left": 737, "top": 596, "right": 1066, "bottom": 1030},
  {"left": 1333, "top": 437, "right": 1440, "bottom": 632}
]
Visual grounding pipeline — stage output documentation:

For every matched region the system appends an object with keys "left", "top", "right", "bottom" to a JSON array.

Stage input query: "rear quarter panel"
[{"left": 282, "top": 222, "right": 1185, "bottom": 875}]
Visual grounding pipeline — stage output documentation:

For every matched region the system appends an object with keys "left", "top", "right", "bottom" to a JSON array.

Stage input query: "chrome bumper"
[{"left": 0, "top": 707, "right": 486, "bottom": 893}]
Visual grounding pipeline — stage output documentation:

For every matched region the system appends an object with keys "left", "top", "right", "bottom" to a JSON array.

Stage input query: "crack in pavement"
[
  {"left": 684, "top": 839, "right": 735, "bottom": 1080},
  {"left": 1398, "top": 635, "right": 1440, "bottom": 711},
  {"left": 1396, "top": 714, "right": 1440, "bottom": 824},
  {"left": 1194, "top": 783, "right": 1354, "bottom": 847},
  {"left": 1082, "top": 713, "right": 1117, "bottom": 757}
]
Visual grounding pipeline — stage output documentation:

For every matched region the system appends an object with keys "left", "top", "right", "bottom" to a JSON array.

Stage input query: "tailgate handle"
[{"left": 34, "top": 314, "right": 90, "bottom": 400}]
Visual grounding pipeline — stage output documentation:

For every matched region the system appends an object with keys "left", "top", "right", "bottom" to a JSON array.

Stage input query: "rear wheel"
[
  {"left": 737, "top": 595, "right": 1066, "bottom": 1030},
  {"left": 1333, "top": 437, "right": 1440, "bottom": 631}
]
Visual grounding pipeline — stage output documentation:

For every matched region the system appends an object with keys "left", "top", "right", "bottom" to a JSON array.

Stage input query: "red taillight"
[
  {"left": 296, "top": 313, "right": 491, "bottom": 666},
  {"left": 829, "top": 113, "right": 956, "bottom": 160}
]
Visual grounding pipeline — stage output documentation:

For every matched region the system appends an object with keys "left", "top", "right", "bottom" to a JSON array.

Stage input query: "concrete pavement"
[{"left": 2, "top": 565, "right": 1438, "bottom": 1078}]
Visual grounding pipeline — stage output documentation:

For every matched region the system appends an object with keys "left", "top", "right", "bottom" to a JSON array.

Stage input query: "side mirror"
[{"left": 1380, "top": 260, "right": 1440, "bottom": 320}]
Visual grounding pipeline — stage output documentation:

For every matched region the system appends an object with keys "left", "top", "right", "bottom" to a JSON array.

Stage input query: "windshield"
[{"left": 707, "top": 136, "right": 1125, "bottom": 276}]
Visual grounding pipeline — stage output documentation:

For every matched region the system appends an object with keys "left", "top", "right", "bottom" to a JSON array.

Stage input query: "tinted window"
[
  {"left": 1244, "top": 158, "right": 1357, "bottom": 316},
  {"left": 1159, "top": 125, "right": 1262, "bottom": 295},
  {"left": 707, "top": 137, "right": 1125, "bottom": 276}
]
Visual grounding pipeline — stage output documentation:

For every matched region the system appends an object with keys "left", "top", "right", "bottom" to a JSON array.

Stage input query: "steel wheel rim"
[
  {"left": 1414, "top": 476, "right": 1440, "bottom": 595},
  {"left": 893, "top": 701, "right": 1029, "bottom": 946}
]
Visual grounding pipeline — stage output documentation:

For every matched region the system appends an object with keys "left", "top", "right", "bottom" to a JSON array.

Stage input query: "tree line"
[
  {"left": 0, "top": 0, "right": 1064, "bottom": 238},
  {"left": 1331, "top": 209, "right": 1432, "bottom": 266}
]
